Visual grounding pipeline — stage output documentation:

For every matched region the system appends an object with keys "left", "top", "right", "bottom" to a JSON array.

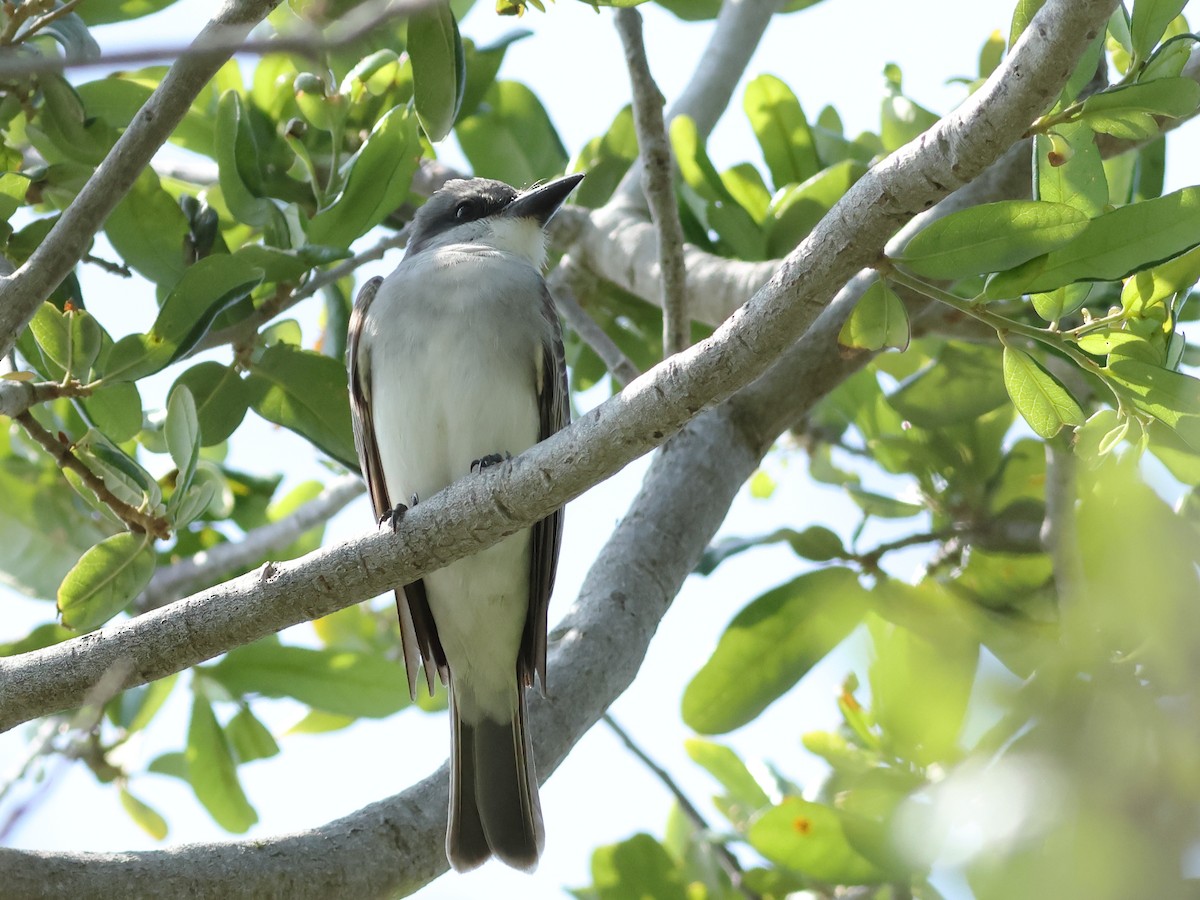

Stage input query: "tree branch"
[
  {"left": 615, "top": 7, "right": 690, "bottom": 357},
  {"left": 547, "top": 261, "right": 641, "bottom": 388},
  {"left": 0, "top": 0, "right": 283, "bottom": 361},
  {"left": 135, "top": 475, "right": 365, "bottom": 613}
]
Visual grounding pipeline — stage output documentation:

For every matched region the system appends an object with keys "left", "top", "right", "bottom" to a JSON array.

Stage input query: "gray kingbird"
[{"left": 347, "top": 173, "right": 583, "bottom": 872}]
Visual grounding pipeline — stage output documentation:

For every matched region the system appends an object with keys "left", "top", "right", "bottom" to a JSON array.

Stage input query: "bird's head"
[{"left": 405, "top": 173, "right": 585, "bottom": 267}]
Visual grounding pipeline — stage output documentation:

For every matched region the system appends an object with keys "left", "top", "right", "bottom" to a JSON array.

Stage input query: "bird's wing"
[
  {"left": 348, "top": 275, "right": 445, "bottom": 698},
  {"left": 521, "top": 281, "right": 570, "bottom": 692}
]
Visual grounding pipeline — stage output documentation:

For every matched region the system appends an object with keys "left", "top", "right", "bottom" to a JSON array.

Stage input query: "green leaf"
[
  {"left": 166, "top": 384, "right": 201, "bottom": 494},
  {"left": 900, "top": 201, "right": 1089, "bottom": 280},
  {"left": 104, "top": 170, "right": 190, "bottom": 288},
  {"left": 124, "top": 675, "right": 179, "bottom": 735},
  {"left": 306, "top": 105, "right": 421, "bottom": 248},
  {"left": 246, "top": 344, "right": 357, "bottom": 468},
  {"left": 77, "top": 0, "right": 180, "bottom": 25},
  {"left": 0, "top": 172, "right": 29, "bottom": 221},
  {"left": 838, "top": 279, "right": 910, "bottom": 351},
  {"left": 456, "top": 81, "right": 568, "bottom": 186},
  {"left": 225, "top": 706, "right": 280, "bottom": 763},
  {"left": 743, "top": 74, "right": 819, "bottom": 189},
  {"left": 846, "top": 486, "right": 924, "bottom": 518},
  {"left": 104, "top": 256, "right": 264, "bottom": 382},
  {"left": 214, "top": 90, "right": 279, "bottom": 228},
  {"left": 590, "top": 834, "right": 688, "bottom": 900},
  {"left": 1034, "top": 123, "right": 1107, "bottom": 216},
  {"left": 408, "top": 3, "right": 466, "bottom": 142},
  {"left": 1107, "top": 358, "right": 1200, "bottom": 447},
  {"left": 34, "top": 74, "right": 114, "bottom": 165},
  {"left": 172, "top": 363, "right": 250, "bottom": 447},
  {"left": 682, "top": 568, "right": 870, "bottom": 734},
  {"left": 766, "top": 159, "right": 867, "bottom": 256},
  {"left": 206, "top": 642, "right": 409, "bottom": 718},
  {"left": 1130, "top": 0, "right": 1189, "bottom": 61},
  {"left": 186, "top": 692, "right": 257, "bottom": 833},
  {"left": 57, "top": 532, "right": 156, "bottom": 632},
  {"left": 1079, "top": 76, "right": 1200, "bottom": 122},
  {"left": 888, "top": 343, "right": 1010, "bottom": 427},
  {"left": 684, "top": 739, "right": 771, "bottom": 813},
  {"left": 748, "top": 797, "right": 887, "bottom": 884},
  {"left": 80, "top": 382, "right": 144, "bottom": 444},
  {"left": 1002, "top": 346, "right": 1085, "bottom": 438},
  {"left": 119, "top": 788, "right": 169, "bottom": 841},
  {"left": 986, "top": 187, "right": 1200, "bottom": 297}
]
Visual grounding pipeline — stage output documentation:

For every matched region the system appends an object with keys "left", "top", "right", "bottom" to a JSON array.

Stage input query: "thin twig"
[
  {"left": 547, "top": 260, "right": 641, "bottom": 388},
  {"left": 0, "top": 377, "right": 92, "bottom": 418},
  {"left": 136, "top": 474, "right": 365, "bottom": 612},
  {"left": 615, "top": 7, "right": 689, "bottom": 358},
  {"left": 82, "top": 254, "right": 132, "bottom": 278},
  {"left": 602, "top": 714, "right": 760, "bottom": 900},
  {"left": 17, "top": 0, "right": 89, "bottom": 45},
  {"left": 15, "top": 411, "right": 170, "bottom": 539}
]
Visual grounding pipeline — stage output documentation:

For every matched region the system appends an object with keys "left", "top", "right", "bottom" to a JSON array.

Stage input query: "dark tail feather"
[{"left": 447, "top": 684, "right": 544, "bottom": 872}]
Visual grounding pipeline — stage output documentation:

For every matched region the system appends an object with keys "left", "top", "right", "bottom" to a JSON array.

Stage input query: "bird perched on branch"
[{"left": 347, "top": 173, "right": 583, "bottom": 872}]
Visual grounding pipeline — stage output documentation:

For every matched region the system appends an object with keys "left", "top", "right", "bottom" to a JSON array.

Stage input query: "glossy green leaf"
[
  {"left": 682, "top": 568, "right": 870, "bottom": 734},
  {"left": 1080, "top": 77, "right": 1200, "bottom": 122},
  {"left": 986, "top": 187, "right": 1200, "bottom": 296},
  {"left": 104, "top": 256, "right": 263, "bottom": 382},
  {"left": 104, "top": 170, "right": 190, "bottom": 288},
  {"left": 766, "top": 159, "right": 867, "bottom": 256},
  {"left": 1107, "top": 358, "right": 1200, "bottom": 447},
  {"left": 846, "top": 486, "right": 924, "bottom": 518},
  {"left": 231, "top": 244, "right": 349, "bottom": 284},
  {"left": 225, "top": 706, "right": 280, "bottom": 763},
  {"left": 0, "top": 172, "right": 29, "bottom": 221},
  {"left": 888, "top": 343, "right": 1010, "bottom": 427},
  {"left": 1002, "top": 346, "right": 1085, "bottom": 438},
  {"left": 81, "top": 383, "right": 144, "bottom": 444},
  {"left": 748, "top": 797, "right": 887, "bottom": 884},
  {"left": 1130, "top": 0, "right": 1189, "bottom": 61},
  {"left": 569, "top": 105, "right": 637, "bottom": 208},
  {"left": 457, "top": 81, "right": 568, "bottom": 186},
  {"left": 1121, "top": 245, "right": 1200, "bottom": 313},
  {"left": 880, "top": 67, "right": 940, "bottom": 152},
  {"left": 123, "top": 675, "right": 179, "bottom": 735},
  {"left": 57, "top": 532, "right": 156, "bottom": 632},
  {"left": 28, "top": 303, "right": 71, "bottom": 374},
  {"left": 186, "top": 692, "right": 258, "bottom": 833},
  {"left": 166, "top": 384, "right": 201, "bottom": 493},
  {"left": 246, "top": 344, "right": 357, "bottom": 468},
  {"left": 743, "top": 74, "right": 819, "bottom": 189},
  {"left": 34, "top": 74, "right": 114, "bottom": 165},
  {"left": 900, "top": 201, "right": 1089, "bottom": 280},
  {"left": 307, "top": 105, "right": 421, "bottom": 248},
  {"left": 1031, "top": 282, "right": 1092, "bottom": 322},
  {"left": 214, "top": 90, "right": 278, "bottom": 228},
  {"left": 207, "top": 642, "right": 409, "bottom": 718},
  {"left": 590, "top": 833, "right": 688, "bottom": 900},
  {"left": 119, "top": 788, "right": 169, "bottom": 841},
  {"left": 71, "top": 431, "right": 161, "bottom": 511},
  {"left": 408, "top": 3, "right": 465, "bottom": 141},
  {"left": 838, "top": 279, "right": 909, "bottom": 351},
  {"left": 1034, "top": 123, "right": 1107, "bottom": 216},
  {"left": 172, "top": 363, "right": 250, "bottom": 447}
]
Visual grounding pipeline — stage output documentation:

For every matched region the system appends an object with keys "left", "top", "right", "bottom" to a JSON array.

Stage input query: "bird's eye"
[{"left": 454, "top": 201, "right": 473, "bottom": 221}]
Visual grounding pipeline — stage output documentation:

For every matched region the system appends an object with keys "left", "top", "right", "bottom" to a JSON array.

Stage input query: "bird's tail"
[{"left": 447, "top": 680, "right": 544, "bottom": 872}]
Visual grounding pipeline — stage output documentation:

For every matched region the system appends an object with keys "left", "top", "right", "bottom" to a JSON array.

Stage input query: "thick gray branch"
[{"left": 0, "top": 0, "right": 282, "bottom": 361}]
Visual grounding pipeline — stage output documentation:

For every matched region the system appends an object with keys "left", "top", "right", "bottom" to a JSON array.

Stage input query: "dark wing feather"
[
  {"left": 348, "top": 276, "right": 446, "bottom": 698},
  {"left": 520, "top": 282, "right": 570, "bottom": 692}
]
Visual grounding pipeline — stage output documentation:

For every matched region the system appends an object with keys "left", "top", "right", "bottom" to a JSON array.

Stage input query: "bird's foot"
[
  {"left": 379, "top": 494, "right": 418, "bottom": 532},
  {"left": 470, "top": 452, "right": 511, "bottom": 474}
]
